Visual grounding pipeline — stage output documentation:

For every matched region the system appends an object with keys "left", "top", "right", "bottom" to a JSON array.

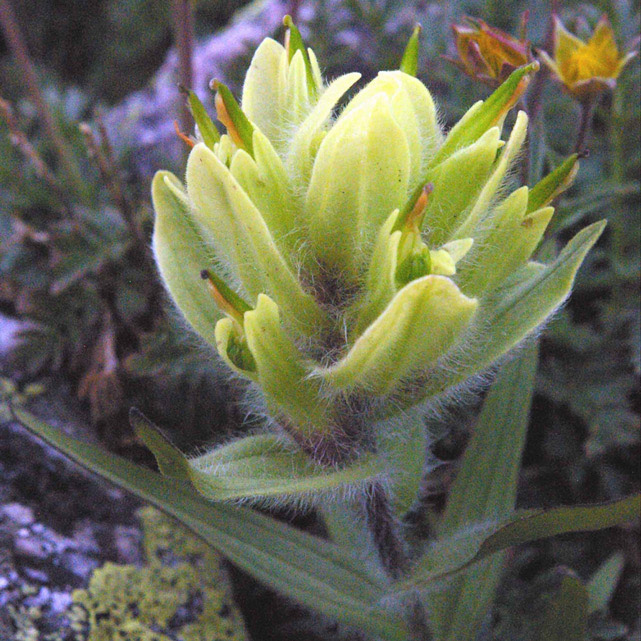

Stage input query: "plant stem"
[
  {"left": 363, "top": 482, "right": 408, "bottom": 578},
  {"left": 363, "top": 482, "right": 432, "bottom": 640},
  {"left": 171, "top": 0, "right": 195, "bottom": 136},
  {"left": 79, "top": 122, "right": 147, "bottom": 252},
  {"left": 609, "top": 83, "right": 627, "bottom": 311},
  {"left": 574, "top": 98, "right": 596, "bottom": 154},
  {"left": 0, "top": 0, "right": 85, "bottom": 198}
]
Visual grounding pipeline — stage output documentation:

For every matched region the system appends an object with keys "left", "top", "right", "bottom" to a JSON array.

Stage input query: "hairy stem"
[
  {"left": 0, "top": 0, "right": 85, "bottom": 198},
  {"left": 363, "top": 482, "right": 432, "bottom": 640},
  {"left": 363, "top": 482, "right": 408, "bottom": 578}
]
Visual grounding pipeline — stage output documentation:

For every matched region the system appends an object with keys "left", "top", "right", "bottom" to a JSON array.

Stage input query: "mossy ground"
[{"left": 6, "top": 506, "right": 247, "bottom": 641}]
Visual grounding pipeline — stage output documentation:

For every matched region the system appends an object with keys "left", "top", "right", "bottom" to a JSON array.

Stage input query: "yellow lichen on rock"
[{"left": 69, "top": 506, "right": 247, "bottom": 641}]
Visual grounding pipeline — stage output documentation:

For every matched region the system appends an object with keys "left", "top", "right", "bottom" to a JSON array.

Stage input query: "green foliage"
[
  {"left": 8, "top": 399, "right": 639, "bottom": 641},
  {"left": 131, "top": 409, "right": 384, "bottom": 502},
  {"left": 9, "top": 404, "right": 409, "bottom": 641},
  {"left": 428, "top": 343, "right": 539, "bottom": 641}
]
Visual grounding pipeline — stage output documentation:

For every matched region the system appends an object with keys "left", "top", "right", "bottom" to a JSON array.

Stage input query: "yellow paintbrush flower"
[
  {"left": 540, "top": 14, "right": 637, "bottom": 101},
  {"left": 151, "top": 18, "right": 601, "bottom": 459}
]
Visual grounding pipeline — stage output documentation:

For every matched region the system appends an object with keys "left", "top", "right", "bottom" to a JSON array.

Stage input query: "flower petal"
[
  {"left": 453, "top": 110, "right": 528, "bottom": 240},
  {"left": 340, "top": 71, "right": 441, "bottom": 189},
  {"left": 553, "top": 15, "right": 585, "bottom": 65},
  {"left": 423, "top": 126, "right": 502, "bottom": 246},
  {"left": 241, "top": 38, "right": 288, "bottom": 149},
  {"left": 244, "top": 295, "right": 331, "bottom": 436},
  {"left": 457, "top": 186, "right": 554, "bottom": 295}
]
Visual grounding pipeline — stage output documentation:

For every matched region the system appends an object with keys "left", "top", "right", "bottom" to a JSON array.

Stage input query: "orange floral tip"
[
  {"left": 539, "top": 14, "right": 638, "bottom": 101},
  {"left": 394, "top": 182, "right": 435, "bottom": 232},
  {"left": 447, "top": 16, "right": 533, "bottom": 86},
  {"left": 492, "top": 64, "right": 538, "bottom": 124},
  {"left": 405, "top": 183, "right": 434, "bottom": 231},
  {"left": 213, "top": 87, "right": 236, "bottom": 142},
  {"left": 212, "top": 80, "right": 255, "bottom": 155},
  {"left": 200, "top": 269, "right": 250, "bottom": 325},
  {"left": 173, "top": 120, "right": 195, "bottom": 148}
]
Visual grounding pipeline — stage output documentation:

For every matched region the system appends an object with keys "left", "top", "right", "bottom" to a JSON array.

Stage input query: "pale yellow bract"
[{"left": 150, "top": 23, "right": 603, "bottom": 457}]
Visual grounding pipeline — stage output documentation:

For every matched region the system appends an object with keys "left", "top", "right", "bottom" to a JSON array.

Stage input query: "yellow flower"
[
  {"left": 447, "top": 16, "right": 532, "bottom": 86},
  {"left": 540, "top": 14, "right": 637, "bottom": 100}
]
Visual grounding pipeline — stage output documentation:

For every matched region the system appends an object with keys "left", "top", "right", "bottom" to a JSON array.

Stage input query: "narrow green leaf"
[
  {"left": 535, "top": 572, "right": 588, "bottom": 641},
  {"left": 9, "top": 405, "right": 408, "bottom": 640},
  {"left": 429, "top": 342, "right": 538, "bottom": 641},
  {"left": 400, "top": 24, "right": 422, "bottom": 76},
  {"left": 587, "top": 552, "right": 625, "bottom": 614},
  {"left": 395, "top": 493, "right": 640, "bottom": 594},
  {"left": 187, "top": 143, "right": 328, "bottom": 338},
  {"left": 433, "top": 62, "right": 539, "bottom": 166},
  {"left": 213, "top": 81, "right": 255, "bottom": 156},
  {"left": 185, "top": 89, "right": 220, "bottom": 148},
  {"left": 321, "top": 502, "right": 386, "bottom": 578},
  {"left": 283, "top": 15, "right": 317, "bottom": 98},
  {"left": 441, "top": 344, "right": 538, "bottom": 526},
  {"left": 482, "top": 495, "right": 640, "bottom": 554},
  {"left": 527, "top": 154, "right": 579, "bottom": 214},
  {"left": 131, "top": 409, "right": 383, "bottom": 502}
]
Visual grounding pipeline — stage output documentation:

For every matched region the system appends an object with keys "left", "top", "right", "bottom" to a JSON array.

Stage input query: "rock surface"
[{"left": 0, "top": 417, "right": 247, "bottom": 641}]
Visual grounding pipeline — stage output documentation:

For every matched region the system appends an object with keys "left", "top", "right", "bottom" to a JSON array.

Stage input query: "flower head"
[
  {"left": 151, "top": 20, "right": 602, "bottom": 459},
  {"left": 540, "top": 14, "right": 637, "bottom": 100},
  {"left": 447, "top": 16, "right": 532, "bottom": 86}
]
